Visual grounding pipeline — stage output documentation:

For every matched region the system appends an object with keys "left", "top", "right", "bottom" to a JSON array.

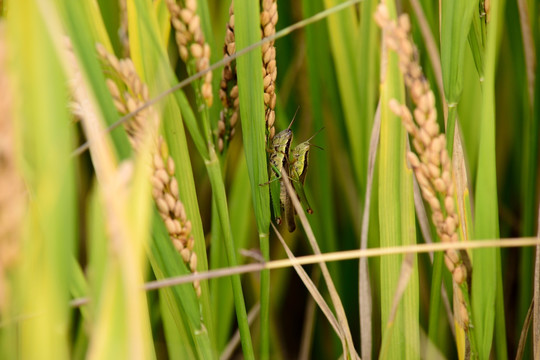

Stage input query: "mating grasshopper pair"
[{"left": 260, "top": 112, "right": 322, "bottom": 232}]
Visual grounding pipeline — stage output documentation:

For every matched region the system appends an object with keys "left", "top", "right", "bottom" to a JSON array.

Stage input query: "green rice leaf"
[
  {"left": 440, "top": 0, "right": 476, "bottom": 154},
  {"left": 60, "top": 0, "right": 131, "bottom": 158},
  {"left": 440, "top": 0, "right": 476, "bottom": 105},
  {"left": 323, "top": 0, "right": 366, "bottom": 192},
  {"left": 211, "top": 153, "right": 253, "bottom": 352},
  {"left": 377, "top": 2, "right": 419, "bottom": 357},
  {"left": 472, "top": 0, "right": 506, "bottom": 357},
  {"left": 234, "top": 0, "right": 271, "bottom": 358}
]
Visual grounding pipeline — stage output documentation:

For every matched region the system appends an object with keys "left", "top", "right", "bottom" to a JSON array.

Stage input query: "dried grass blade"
[
  {"left": 280, "top": 169, "right": 359, "bottom": 359},
  {"left": 516, "top": 299, "right": 534, "bottom": 360},
  {"left": 219, "top": 303, "right": 260, "bottom": 360},
  {"left": 271, "top": 223, "right": 345, "bottom": 349},
  {"left": 299, "top": 283, "right": 318, "bottom": 360},
  {"left": 121, "top": 238, "right": 540, "bottom": 297}
]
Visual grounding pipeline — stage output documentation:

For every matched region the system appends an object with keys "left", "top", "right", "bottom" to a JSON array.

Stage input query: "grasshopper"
[
  {"left": 259, "top": 110, "right": 298, "bottom": 230},
  {"left": 289, "top": 128, "right": 324, "bottom": 219}
]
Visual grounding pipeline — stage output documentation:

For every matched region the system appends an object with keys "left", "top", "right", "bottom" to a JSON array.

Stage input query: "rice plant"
[{"left": 1, "top": 0, "right": 539, "bottom": 359}]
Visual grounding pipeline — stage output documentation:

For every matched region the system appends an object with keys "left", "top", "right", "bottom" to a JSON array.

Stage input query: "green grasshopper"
[
  {"left": 260, "top": 110, "right": 298, "bottom": 229},
  {"left": 288, "top": 128, "right": 324, "bottom": 229}
]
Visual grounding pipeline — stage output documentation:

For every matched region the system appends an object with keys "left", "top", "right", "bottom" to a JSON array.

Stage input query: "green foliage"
[{"left": 1, "top": 0, "right": 538, "bottom": 359}]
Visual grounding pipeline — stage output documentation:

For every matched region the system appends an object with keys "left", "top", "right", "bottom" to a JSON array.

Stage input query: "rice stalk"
[
  {"left": 217, "top": 0, "right": 277, "bottom": 153},
  {"left": 166, "top": 0, "right": 213, "bottom": 107},
  {"left": 217, "top": 2, "right": 239, "bottom": 153},
  {"left": 95, "top": 44, "right": 201, "bottom": 297},
  {"left": 374, "top": 3, "right": 471, "bottom": 331},
  {"left": 408, "top": 0, "right": 444, "bottom": 108},
  {"left": 152, "top": 137, "right": 201, "bottom": 297},
  {"left": 66, "top": 38, "right": 154, "bottom": 360},
  {"left": 121, "top": 0, "right": 255, "bottom": 354},
  {"left": 260, "top": 0, "right": 278, "bottom": 141},
  {"left": 95, "top": 43, "right": 153, "bottom": 149}
]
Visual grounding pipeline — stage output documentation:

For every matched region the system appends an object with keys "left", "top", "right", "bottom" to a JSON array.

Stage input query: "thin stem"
[{"left": 65, "top": 237, "right": 540, "bottom": 309}]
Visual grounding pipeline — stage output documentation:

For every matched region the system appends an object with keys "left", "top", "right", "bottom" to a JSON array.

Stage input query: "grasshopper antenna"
[
  {"left": 287, "top": 106, "right": 301, "bottom": 130},
  {"left": 300, "top": 127, "right": 325, "bottom": 148},
  {"left": 310, "top": 144, "right": 324, "bottom": 151},
  {"left": 302, "top": 127, "right": 325, "bottom": 150},
  {"left": 305, "top": 127, "right": 325, "bottom": 142}
]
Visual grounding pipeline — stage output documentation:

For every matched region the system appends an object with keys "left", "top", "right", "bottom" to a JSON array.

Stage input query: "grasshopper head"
[
  {"left": 270, "top": 107, "right": 299, "bottom": 153},
  {"left": 290, "top": 127, "right": 324, "bottom": 181},
  {"left": 292, "top": 142, "right": 310, "bottom": 158},
  {"left": 272, "top": 128, "right": 293, "bottom": 147},
  {"left": 270, "top": 128, "right": 293, "bottom": 162},
  {"left": 291, "top": 142, "right": 310, "bottom": 179},
  {"left": 292, "top": 127, "right": 325, "bottom": 159}
]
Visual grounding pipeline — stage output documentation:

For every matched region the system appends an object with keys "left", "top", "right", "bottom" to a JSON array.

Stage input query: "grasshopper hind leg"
[
  {"left": 281, "top": 184, "right": 296, "bottom": 232},
  {"left": 292, "top": 180, "right": 314, "bottom": 215}
]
